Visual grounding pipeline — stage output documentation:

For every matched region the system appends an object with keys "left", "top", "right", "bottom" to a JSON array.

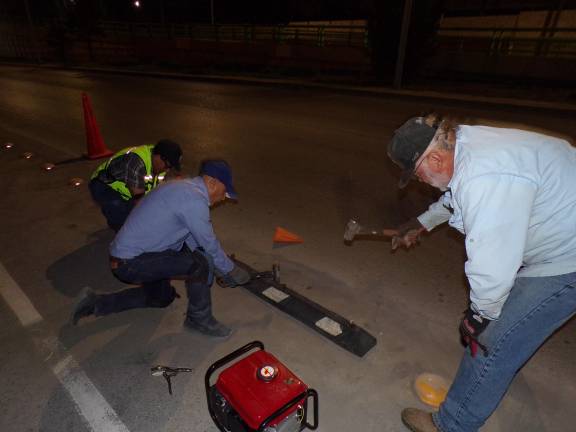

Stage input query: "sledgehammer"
[{"left": 343, "top": 218, "right": 399, "bottom": 246}]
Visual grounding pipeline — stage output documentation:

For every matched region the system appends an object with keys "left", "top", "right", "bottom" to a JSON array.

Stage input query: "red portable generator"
[{"left": 205, "top": 341, "right": 318, "bottom": 432}]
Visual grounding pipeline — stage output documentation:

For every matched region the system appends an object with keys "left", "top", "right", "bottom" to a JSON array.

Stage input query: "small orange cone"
[
  {"left": 82, "top": 92, "right": 113, "bottom": 160},
  {"left": 273, "top": 227, "right": 304, "bottom": 244}
]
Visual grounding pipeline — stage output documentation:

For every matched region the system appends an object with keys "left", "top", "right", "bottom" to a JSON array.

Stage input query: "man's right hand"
[{"left": 385, "top": 218, "right": 427, "bottom": 251}]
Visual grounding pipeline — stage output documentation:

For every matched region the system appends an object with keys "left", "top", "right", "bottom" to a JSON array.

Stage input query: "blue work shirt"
[
  {"left": 110, "top": 177, "right": 234, "bottom": 274},
  {"left": 418, "top": 125, "right": 576, "bottom": 319}
]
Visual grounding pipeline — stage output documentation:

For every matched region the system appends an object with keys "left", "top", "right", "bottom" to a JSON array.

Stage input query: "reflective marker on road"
[
  {"left": 262, "top": 286, "right": 290, "bottom": 303},
  {"left": 315, "top": 316, "right": 343, "bottom": 336}
]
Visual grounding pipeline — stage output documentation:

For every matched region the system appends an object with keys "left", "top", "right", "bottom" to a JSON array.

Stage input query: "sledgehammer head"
[{"left": 344, "top": 219, "right": 363, "bottom": 244}]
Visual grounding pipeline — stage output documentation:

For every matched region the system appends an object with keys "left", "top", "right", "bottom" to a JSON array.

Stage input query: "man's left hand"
[
  {"left": 217, "top": 265, "right": 250, "bottom": 288},
  {"left": 459, "top": 306, "right": 491, "bottom": 357}
]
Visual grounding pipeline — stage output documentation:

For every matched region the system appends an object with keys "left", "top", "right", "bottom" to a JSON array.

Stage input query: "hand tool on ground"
[
  {"left": 252, "top": 263, "right": 280, "bottom": 283},
  {"left": 343, "top": 218, "right": 398, "bottom": 244},
  {"left": 151, "top": 365, "right": 193, "bottom": 395}
]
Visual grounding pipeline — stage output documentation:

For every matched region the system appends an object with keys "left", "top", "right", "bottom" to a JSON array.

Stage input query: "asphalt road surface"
[{"left": 0, "top": 65, "right": 575, "bottom": 432}]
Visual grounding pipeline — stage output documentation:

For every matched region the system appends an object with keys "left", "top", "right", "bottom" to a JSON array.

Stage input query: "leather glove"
[
  {"left": 390, "top": 218, "right": 427, "bottom": 250},
  {"left": 459, "top": 306, "right": 490, "bottom": 357},
  {"left": 217, "top": 265, "right": 250, "bottom": 288}
]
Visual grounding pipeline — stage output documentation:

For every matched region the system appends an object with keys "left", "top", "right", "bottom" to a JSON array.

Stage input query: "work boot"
[
  {"left": 183, "top": 316, "right": 232, "bottom": 339},
  {"left": 71, "top": 288, "right": 98, "bottom": 325},
  {"left": 401, "top": 408, "right": 439, "bottom": 432}
]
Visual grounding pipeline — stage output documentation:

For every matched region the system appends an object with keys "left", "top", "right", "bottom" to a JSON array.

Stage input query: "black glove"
[
  {"left": 217, "top": 265, "right": 250, "bottom": 288},
  {"left": 459, "top": 306, "right": 490, "bottom": 357}
]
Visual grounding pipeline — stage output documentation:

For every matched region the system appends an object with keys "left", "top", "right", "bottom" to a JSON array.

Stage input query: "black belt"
[{"left": 109, "top": 256, "right": 127, "bottom": 270}]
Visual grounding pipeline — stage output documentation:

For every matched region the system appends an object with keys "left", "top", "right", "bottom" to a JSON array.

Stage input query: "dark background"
[
  {"left": 1, "top": 1, "right": 575, "bottom": 93},
  {"left": 3, "top": 1, "right": 575, "bottom": 24}
]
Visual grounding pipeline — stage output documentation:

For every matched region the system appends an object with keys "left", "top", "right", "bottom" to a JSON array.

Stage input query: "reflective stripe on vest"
[{"left": 91, "top": 145, "right": 161, "bottom": 200}]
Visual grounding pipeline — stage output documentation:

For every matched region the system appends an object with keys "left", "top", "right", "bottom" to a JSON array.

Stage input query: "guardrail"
[
  {"left": 437, "top": 27, "right": 576, "bottom": 58},
  {"left": 97, "top": 21, "right": 370, "bottom": 48}
]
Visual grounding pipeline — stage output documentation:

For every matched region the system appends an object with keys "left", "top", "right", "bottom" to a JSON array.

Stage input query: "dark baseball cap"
[
  {"left": 154, "top": 139, "right": 182, "bottom": 171},
  {"left": 199, "top": 159, "right": 237, "bottom": 199},
  {"left": 388, "top": 117, "right": 437, "bottom": 188}
]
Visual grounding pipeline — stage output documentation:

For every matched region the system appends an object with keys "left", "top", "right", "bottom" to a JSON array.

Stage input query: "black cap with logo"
[
  {"left": 388, "top": 117, "right": 438, "bottom": 188},
  {"left": 154, "top": 139, "right": 183, "bottom": 171}
]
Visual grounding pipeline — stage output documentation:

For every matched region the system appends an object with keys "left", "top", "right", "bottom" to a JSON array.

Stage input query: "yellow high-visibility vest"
[{"left": 91, "top": 145, "right": 165, "bottom": 200}]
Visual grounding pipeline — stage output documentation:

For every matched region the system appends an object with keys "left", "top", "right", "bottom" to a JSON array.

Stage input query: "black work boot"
[
  {"left": 71, "top": 288, "right": 99, "bottom": 325},
  {"left": 183, "top": 316, "right": 232, "bottom": 339},
  {"left": 401, "top": 408, "right": 439, "bottom": 432}
]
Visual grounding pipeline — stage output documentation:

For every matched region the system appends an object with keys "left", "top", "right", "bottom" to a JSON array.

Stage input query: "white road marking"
[
  {"left": 0, "top": 263, "right": 42, "bottom": 327},
  {"left": 0, "top": 262, "right": 130, "bottom": 432},
  {"left": 54, "top": 356, "right": 130, "bottom": 432}
]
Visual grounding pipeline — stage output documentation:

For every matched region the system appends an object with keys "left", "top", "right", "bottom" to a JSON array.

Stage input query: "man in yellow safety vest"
[{"left": 89, "top": 139, "right": 182, "bottom": 231}]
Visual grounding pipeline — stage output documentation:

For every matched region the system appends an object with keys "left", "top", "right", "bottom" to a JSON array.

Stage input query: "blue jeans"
[
  {"left": 89, "top": 179, "right": 134, "bottom": 232},
  {"left": 433, "top": 272, "right": 576, "bottom": 432},
  {"left": 96, "top": 247, "right": 214, "bottom": 323}
]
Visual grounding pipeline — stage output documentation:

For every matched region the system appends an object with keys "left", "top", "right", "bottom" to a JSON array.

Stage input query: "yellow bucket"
[{"left": 414, "top": 373, "right": 449, "bottom": 408}]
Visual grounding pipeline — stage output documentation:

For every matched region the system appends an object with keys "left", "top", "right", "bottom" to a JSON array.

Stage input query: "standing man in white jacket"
[{"left": 386, "top": 115, "right": 576, "bottom": 432}]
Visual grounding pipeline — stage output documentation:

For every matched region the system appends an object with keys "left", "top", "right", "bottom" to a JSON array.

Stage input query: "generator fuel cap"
[{"left": 257, "top": 365, "right": 278, "bottom": 382}]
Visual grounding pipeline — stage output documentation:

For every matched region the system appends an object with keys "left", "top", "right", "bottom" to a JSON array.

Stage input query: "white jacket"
[{"left": 418, "top": 125, "right": 576, "bottom": 319}]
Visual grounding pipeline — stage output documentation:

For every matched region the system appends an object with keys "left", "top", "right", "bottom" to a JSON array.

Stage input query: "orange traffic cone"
[
  {"left": 82, "top": 92, "right": 113, "bottom": 160},
  {"left": 273, "top": 227, "right": 304, "bottom": 244}
]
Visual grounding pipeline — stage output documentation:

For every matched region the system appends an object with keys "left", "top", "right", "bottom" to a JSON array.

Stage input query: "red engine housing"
[
  {"left": 205, "top": 341, "right": 318, "bottom": 432},
  {"left": 216, "top": 350, "right": 307, "bottom": 429}
]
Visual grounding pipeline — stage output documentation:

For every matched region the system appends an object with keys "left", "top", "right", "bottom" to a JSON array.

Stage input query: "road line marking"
[
  {"left": 0, "top": 262, "right": 42, "bottom": 326},
  {"left": 0, "top": 262, "right": 130, "bottom": 432},
  {"left": 54, "top": 355, "right": 130, "bottom": 432},
  {"left": 53, "top": 354, "right": 74, "bottom": 375}
]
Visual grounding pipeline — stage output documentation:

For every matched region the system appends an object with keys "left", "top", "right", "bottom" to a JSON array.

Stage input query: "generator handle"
[
  {"left": 205, "top": 341, "right": 265, "bottom": 432},
  {"left": 258, "top": 388, "right": 319, "bottom": 431},
  {"left": 303, "top": 389, "right": 319, "bottom": 430}
]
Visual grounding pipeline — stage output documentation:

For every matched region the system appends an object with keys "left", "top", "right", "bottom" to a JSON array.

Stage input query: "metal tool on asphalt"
[
  {"left": 236, "top": 260, "right": 376, "bottom": 357},
  {"left": 253, "top": 263, "right": 280, "bottom": 283},
  {"left": 151, "top": 365, "right": 193, "bottom": 395},
  {"left": 206, "top": 341, "right": 318, "bottom": 432},
  {"left": 343, "top": 218, "right": 398, "bottom": 244}
]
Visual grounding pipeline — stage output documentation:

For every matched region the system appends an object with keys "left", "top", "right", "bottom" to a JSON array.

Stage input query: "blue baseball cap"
[{"left": 199, "top": 160, "right": 238, "bottom": 199}]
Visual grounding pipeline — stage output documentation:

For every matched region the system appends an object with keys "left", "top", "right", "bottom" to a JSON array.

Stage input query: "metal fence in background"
[
  {"left": 2, "top": 18, "right": 576, "bottom": 83},
  {"left": 437, "top": 27, "right": 576, "bottom": 58},
  {"left": 97, "top": 21, "right": 370, "bottom": 48}
]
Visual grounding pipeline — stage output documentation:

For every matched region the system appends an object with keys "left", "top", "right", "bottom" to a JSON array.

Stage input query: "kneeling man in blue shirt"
[{"left": 72, "top": 160, "right": 250, "bottom": 338}]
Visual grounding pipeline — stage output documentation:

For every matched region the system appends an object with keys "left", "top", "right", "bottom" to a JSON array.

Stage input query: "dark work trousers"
[
  {"left": 96, "top": 247, "right": 213, "bottom": 323},
  {"left": 89, "top": 178, "right": 134, "bottom": 232}
]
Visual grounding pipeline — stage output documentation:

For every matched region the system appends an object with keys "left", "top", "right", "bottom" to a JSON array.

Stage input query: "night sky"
[
  {"left": 3, "top": 0, "right": 374, "bottom": 24},
  {"left": 3, "top": 0, "right": 574, "bottom": 25}
]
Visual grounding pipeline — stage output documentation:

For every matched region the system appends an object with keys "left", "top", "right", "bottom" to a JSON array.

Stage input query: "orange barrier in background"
[{"left": 82, "top": 92, "right": 113, "bottom": 160}]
